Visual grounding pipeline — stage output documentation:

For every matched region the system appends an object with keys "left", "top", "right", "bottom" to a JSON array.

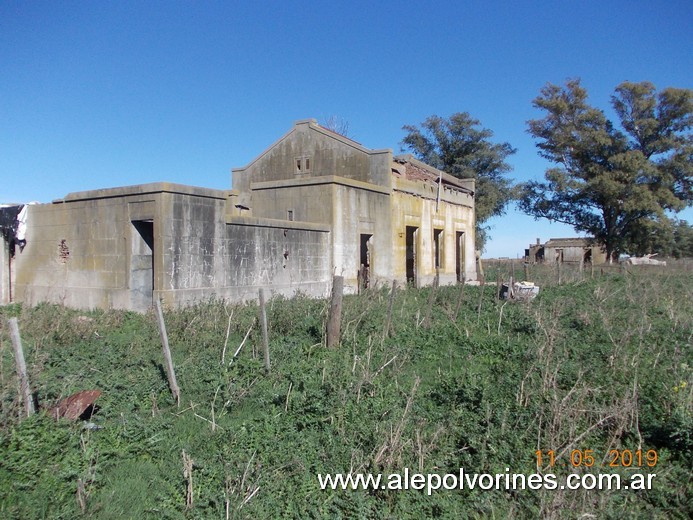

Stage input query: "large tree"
[
  {"left": 519, "top": 79, "right": 692, "bottom": 262},
  {"left": 401, "top": 113, "right": 516, "bottom": 250}
]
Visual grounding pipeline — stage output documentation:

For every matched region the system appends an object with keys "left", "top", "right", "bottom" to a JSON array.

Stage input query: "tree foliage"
[
  {"left": 519, "top": 79, "right": 693, "bottom": 261},
  {"left": 400, "top": 113, "right": 516, "bottom": 250}
]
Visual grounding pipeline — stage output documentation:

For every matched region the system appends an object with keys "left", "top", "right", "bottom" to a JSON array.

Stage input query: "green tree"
[
  {"left": 671, "top": 219, "right": 693, "bottom": 258},
  {"left": 519, "top": 79, "right": 692, "bottom": 262},
  {"left": 400, "top": 113, "right": 516, "bottom": 250}
]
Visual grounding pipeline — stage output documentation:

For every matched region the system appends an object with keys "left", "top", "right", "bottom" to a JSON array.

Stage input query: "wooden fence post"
[
  {"left": 8, "top": 318, "right": 34, "bottom": 418},
  {"left": 326, "top": 275, "right": 344, "bottom": 348},
  {"left": 453, "top": 277, "right": 466, "bottom": 321},
  {"left": 495, "top": 271, "right": 502, "bottom": 302},
  {"left": 422, "top": 272, "right": 439, "bottom": 328},
  {"left": 258, "top": 288, "right": 270, "bottom": 373},
  {"left": 476, "top": 276, "right": 486, "bottom": 323},
  {"left": 557, "top": 261, "right": 562, "bottom": 286},
  {"left": 382, "top": 280, "right": 396, "bottom": 341},
  {"left": 155, "top": 298, "right": 180, "bottom": 406}
]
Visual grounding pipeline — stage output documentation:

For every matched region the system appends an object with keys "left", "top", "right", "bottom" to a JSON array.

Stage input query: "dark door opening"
[
  {"left": 433, "top": 229, "right": 443, "bottom": 272},
  {"left": 583, "top": 248, "right": 592, "bottom": 264},
  {"left": 131, "top": 220, "right": 154, "bottom": 310},
  {"left": 405, "top": 226, "right": 418, "bottom": 285},
  {"left": 456, "top": 231, "right": 465, "bottom": 282},
  {"left": 358, "top": 234, "right": 372, "bottom": 292}
]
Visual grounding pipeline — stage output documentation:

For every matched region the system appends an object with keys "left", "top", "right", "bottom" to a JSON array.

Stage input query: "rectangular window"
[
  {"left": 287, "top": 210, "right": 294, "bottom": 221},
  {"left": 295, "top": 156, "right": 312, "bottom": 174}
]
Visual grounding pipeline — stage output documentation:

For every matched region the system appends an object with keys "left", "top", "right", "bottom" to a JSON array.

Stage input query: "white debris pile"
[
  {"left": 501, "top": 281, "right": 540, "bottom": 301},
  {"left": 622, "top": 254, "right": 667, "bottom": 266}
]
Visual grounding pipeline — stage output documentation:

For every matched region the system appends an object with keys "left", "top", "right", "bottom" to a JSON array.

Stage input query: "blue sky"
[{"left": 1, "top": 0, "right": 691, "bottom": 257}]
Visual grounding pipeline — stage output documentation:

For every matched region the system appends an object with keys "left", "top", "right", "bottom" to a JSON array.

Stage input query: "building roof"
[{"left": 544, "top": 238, "right": 595, "bottom": 248}]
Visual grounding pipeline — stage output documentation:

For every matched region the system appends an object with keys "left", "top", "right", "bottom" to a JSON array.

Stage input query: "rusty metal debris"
[{"left": 50, "top": 390, "right": 101, "bottom": 420}]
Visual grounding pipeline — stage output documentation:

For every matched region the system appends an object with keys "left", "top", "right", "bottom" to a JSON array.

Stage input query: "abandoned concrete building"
[
  {"left": 525, "top": 238, "right": 607, "bottom": 265},
  {"left": 1, "top": 119, "right": 477, "bottom": 312}
]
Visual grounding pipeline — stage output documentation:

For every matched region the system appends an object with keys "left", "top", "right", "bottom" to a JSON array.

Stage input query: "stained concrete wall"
[
  {"left": 5, "top": 119, "right": 478, "bottom": 312},
  {"left": 11, "top": 194, "right": 135, "bottom": 309},
  {"left": 159, "top": 190, "right": 330, "bottom": 306},
  {"left": 245, "top": 178, "right": 393, "bottom": 294},
  {"left": 527, "top": 240, "right": 607, "bottom": 265},
  {"left": 232, "top": 119, "right": 392, "bottom": 201},
  {"left": 331, "top": 183, "right": 392, "bottom": 291},
  {"left": 392, "top": 177, "right": 476, "bottom": 286},
  {"left": 8, "top": 183, "right": 331, "bottom": 312},
  {"left": 232, "top": 119, "right": 477, "bottom": 291}
]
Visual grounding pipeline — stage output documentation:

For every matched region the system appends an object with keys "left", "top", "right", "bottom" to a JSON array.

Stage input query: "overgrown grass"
[{"left": 0, "top": 266, "right": 691, "bottom": 519}]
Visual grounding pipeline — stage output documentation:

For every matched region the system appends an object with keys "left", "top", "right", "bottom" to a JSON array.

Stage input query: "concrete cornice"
[
  {"left": 250, "top": 175, "right": 391, "bottom": 195},
  {"left": 227, "top": 214, "right": 331, "bottom": 232},
  {"left": 55, "top": 183, "right": 229, "bottom": 203}
]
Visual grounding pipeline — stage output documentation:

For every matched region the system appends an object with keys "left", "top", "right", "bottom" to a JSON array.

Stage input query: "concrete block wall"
[
  {"left": 12, "top": 198, "right": 133, "bottom": 309},
  {"left": 158, "top": 191, "right": 331, "bottom": 307}
]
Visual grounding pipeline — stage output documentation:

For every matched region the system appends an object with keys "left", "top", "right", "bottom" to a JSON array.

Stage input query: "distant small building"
[{"left": 525, "top": 238, "right": 607, "bottom": 265}]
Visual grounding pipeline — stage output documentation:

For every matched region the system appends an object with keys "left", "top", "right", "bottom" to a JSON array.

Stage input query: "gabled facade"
[
  {"left": 1, "top": 119, "right": 476, "bottom": 312},
  {"left": 231, "top": 119, "right": 476, "bottom": 290}
]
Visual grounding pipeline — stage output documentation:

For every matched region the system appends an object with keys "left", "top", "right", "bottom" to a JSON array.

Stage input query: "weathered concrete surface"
[
  {"left": 3, "top": 119, "right": 477, "bottom": 311},
  {"left": 6, "top": 183, "right": 331, "bottom": 311},
  {"left": 160, "top": 190, "right": 331, "bottom": 306},
  {"left": 233, "top": 119, "right": 477, "bottom": 293}
]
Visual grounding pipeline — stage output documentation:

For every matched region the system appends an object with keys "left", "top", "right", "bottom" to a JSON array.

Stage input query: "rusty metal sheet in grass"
[{"left": 50, "top": 390, "right": 102, "bottom": 420}]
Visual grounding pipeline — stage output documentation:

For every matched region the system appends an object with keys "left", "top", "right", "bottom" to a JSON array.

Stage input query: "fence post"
[
  {"left": 422, "top": 272, "right": 439, "bottom": 328},
  {"left": 8, "top": 318, "right": 34, "bottom": 418},
  {"left": 453, "top": 277, "right": 466, "bottom": 321},
  {"left": 155, "top": 298, "right": 180, "bottom": 406},
  {"left": 258, "top": 288, "right": 270, "bottom": 373},
  {"left": 382, "top": 280, "right": 396, "bottom": 341},
  {"left": 327, "top": 276, "right": 344, "bottom": 348},
  {"left": 557, "top": 261, "right": 562, "bottom": 285},
  {"left": 495, "top": 271, "right": 502, "bottom": 302}
]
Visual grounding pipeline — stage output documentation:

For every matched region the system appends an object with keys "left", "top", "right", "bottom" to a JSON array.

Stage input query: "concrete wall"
[
  {"left": 392, "top": 178, "right": 476, "bottom": 286},
  {"left": 232, "top": 119, "right": 392, "bottom": 201},
  {"left": 12, "top": 195, "right": 134, "bottom": 309},
  {"left": 528, "top": 240, "right": 608, "bottom": 265},
  {"left": 5, "top": 120, "right": 478, "bottom": 312},
  {"left": 331, "top": 183, "right": 392, "bottom": 292},
  {"left": 159, "top": 189, "right": 331, "bottom": 306},
  {"left": 8, "top": 184, "right": 331, "bottom": 312}
]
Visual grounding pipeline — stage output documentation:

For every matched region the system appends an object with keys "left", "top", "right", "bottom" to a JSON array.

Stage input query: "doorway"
[
  {"left": 455, "top": 231, "right": 465, "bottom": 282},
  {"left": 359, "top": 233, "right": 372, "bottom": 292},
  {"left": 405, "top": 226, "right": 418, "bottom": 285},
  {"left": 131, "top": 220, "right": 154, "bottom": 310}
]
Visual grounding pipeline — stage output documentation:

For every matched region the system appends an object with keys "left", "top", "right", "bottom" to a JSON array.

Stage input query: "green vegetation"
[
  {"left": 1, "top": 264, "right": 691, "bottom": 519},
  {"left": 520, "top": 79, "right": 692, "bottom": 262},
  {"left": 400, "top": 112, "right": 517, "bottom": 250}
]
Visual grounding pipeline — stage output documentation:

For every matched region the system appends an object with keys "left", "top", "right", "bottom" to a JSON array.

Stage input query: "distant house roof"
[
  {"left": 544, "top": 238, "right": 595, "bottom": 248},
  {"left": 392, "top": 155, "right": 474, "bottom": 195}
]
